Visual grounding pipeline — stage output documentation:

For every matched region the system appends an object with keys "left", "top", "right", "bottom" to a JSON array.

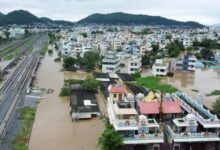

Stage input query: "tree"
[
  {"left": 132, "top": 72, "right": 141, "bottom": 79},
  {"left": 166, "top": 40, "right": 184, "bottom": 58},
  {"left": 63, "top": 57, "right": 76, "bottom": 69},
  {"left": 80, "top": 32, "right": 87, "bottom": 38},
  {"left": 200, "top": 48, "right": 214, "bottom": 60},
  {"left": 82, "top": 76, "right": 100, "bottom": 92},
  {"left": 165, "top": 34, "right": 172, "bottom": 40},
  {"left": 59, "top": 86, "right": 70, "bottom": 97},
  {"left": 142, "top": 55, "right": 151, "bottom": 66},
  {"left": 98, "top": 124, "right": 123, "bottom": 150},
  {"left": 81, "top": 51, "right": 100, "bottom": 72},
  {"left": 212, "top": 97, "right": 220, "bottom": 115},
  {"left": 152, "top": 44, "right": 159, "bottom": 52}
]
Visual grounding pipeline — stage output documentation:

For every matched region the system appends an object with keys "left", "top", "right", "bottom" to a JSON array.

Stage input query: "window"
[{"left": 114, "top": 94, "right": 117, "bottom": 98}]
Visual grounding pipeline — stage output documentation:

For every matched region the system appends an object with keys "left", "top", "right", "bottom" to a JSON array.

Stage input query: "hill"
[
  {"left": 0, "top": 10, "right": 74, "bottom": 26},
  {"left": 78, "top": 12, "right": 205, "bottom": 28}
]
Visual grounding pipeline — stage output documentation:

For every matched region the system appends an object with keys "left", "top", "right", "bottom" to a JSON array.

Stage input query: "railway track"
[{"left": 0, "top": 49, "right": 40, "bottom": 139}]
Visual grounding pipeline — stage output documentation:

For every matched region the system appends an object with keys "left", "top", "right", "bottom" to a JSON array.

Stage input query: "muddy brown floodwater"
[
  {"left": 141, "top": 68, "right": 220, "bottom": 109},
  {"left": 28, "top": 51, "right": 105, "bottom": 150}
]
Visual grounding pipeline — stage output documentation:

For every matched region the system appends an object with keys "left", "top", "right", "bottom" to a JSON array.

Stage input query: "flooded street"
[
  {"left": 142, "top": 68, "right": 220, "bottom": 108},
  {"left": 28, "top": 51, "right": 105, "bottom": 150}
]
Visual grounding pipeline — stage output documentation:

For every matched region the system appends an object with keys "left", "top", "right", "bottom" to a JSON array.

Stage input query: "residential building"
[
  {"left": 107, "top": 84, "right": 164, "bottom": 149},
  {"left": 69, "top": 84, "right": 100, "bottom": 120},
  {"left": 166, "top": 92, "right": 220, "bottom": 150},
  {"left": 152, "top": 59, "right": 170, "bottom": 76},
  {"left": 102, "top": 51, "right": 120, "bottom": 73},
  {"left": 173, "top": 55, "right": 197, "bottom": 71}
]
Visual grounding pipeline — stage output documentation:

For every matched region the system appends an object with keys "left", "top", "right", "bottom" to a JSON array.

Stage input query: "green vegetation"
[
  {"left": 12, "top": 107, "right": 36, "bottom": 150},
  {"left": 212, "top": 97, "right": 220, "bottom": 115},
  {"left": 79, "top": 12, "right": 204, "bottom": 28},
  {"left": 64, "top": 79, "right": 82, "bottom": 85},
  {"left": 91, "top": 31, "right": 104, "bottom": 34},
  {"left": 165, "top": 34, "right": 172, "bottom": 40},
  {"left": 54, "top": 57, "right": 61, "bottom": 62},
  {"left": 48, "top": 49, "right": 53, "bottom": 54},
  {"left": 207, "top": 90, "right": 220, "bottom": 96},
  {"left": 48, "top": 33, "right": 56, "bottom": 44},
  {"left": 76, "top": 51, "right": 101, "bottom": 72},
  {"left": 191, "top": 89, "right": 199, "bottom": 93},
  {"left": 131, "top": 28, "right": 151, "bottom": 35},
  {"left": 59, "top": 86, "right": 70, "bottom": 97},
  {"left": 131, "top": 72, "right": 141, "bottom": 80},
  {"left": 0, "top": 10, "right": 74, "bottom": 26},
  {"left": 152, "top": 44, "right": 160, "bottom": 52},
  {"left": 166, "top": 40, "right": 185, "bottom": 58},
  {"left": 193, "top": 39, "right": 220, "bottom": 49},
  {"left": 82, "top": 76, "right": 100, "bottom": 92},
  {"left": 200, "top": 48, "right": 214, "bottom": 60},
  {"left": 60, "top": 79, "right": 83, "bottom": 97},
  {"left": 40, "top": 39, "right": 49, "bottom": 56},
  {"left": 98, "top": 124, "right": 123, "bottom": 150},
  {"left": 135, "top": 76, "right": 178, "bottom": 93},
  {"left": 80, "top": 32, "right": 87, "bottom": 38},
  {"left": 63, "top": 57, "right": 76, "bottom": 69},
  {"left": 4, "top": 53, "right": 15, "bottom": 60}
]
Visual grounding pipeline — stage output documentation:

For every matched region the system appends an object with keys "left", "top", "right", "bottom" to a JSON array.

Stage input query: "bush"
[
  {"left": 59, "top": 86, "right": 70, "bottom": 96},
  {"left": 131, "top": 72, "right": 141, "bottom": 79},
  {"left": 64, "top": 79, "right": 82, "bottom": 85},
  {"left": 98, "top": 124, "right": 123, "bottom": 150},
  {"left": 63, "top": 57, "right": 76, "bottom": 69},
  {"left": 82, "top": 76, "right": 100, "bottom": 92},
  {"left": 212, "top": 97, "right": 220, "bottom": 115},
  {"left": 54, "top": 57, "right": 61, "bottom": 62},
  {"left": 12, "top": 108, "right": 36, "bottom": 150},
  {"left": 48, "top": 49, "right": 53, "bottom": 54}
]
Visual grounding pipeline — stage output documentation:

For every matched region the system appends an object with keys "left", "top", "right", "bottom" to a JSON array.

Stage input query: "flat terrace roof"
[
  {"left": 118, "top": 73, "right": 135, "bottom": 82},
  {"left": 93, "top": 72, "right": 110, "bottom": 79},
  {"left": 70, "top": 90, "right": 100, "bottom": 113},
  {"left": 100, "top": 81, "right": 117, "bottom": 99},
  {"left": 177, "top": 93, "right": 214, "bottom": 120},
  {"left": 126, "top": 83, "right": 148, "bottom": 96}
]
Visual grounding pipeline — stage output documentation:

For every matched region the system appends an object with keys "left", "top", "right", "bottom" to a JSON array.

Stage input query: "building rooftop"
[
  {"left": 108, "top": 84, "right": 126, "bottom": 93},
  {"left": 138, "top": 100, "right": 182, "bottom": 115}
]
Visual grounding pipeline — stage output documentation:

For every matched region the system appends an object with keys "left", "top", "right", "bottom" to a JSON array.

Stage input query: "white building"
[
  {"left": 152, "top": 59, "right": 170, "bottom": 76},
  {"left": 107, "top": 84, "right": 164, "bottom": 148},
  {"left": 102, "top": 51, "right": 120, "bottom": 73},
  {"left": 171, "top": 55, "right": 197, "bottom": 71},
  {"left": 112, "top": 38, "right": 122, "bottom": 50},
  {"left": 118, "top": 53, "right": 142, "bottom": 74},
  {"left": 9, "top": 28, "right": 25, "bottom": 38}
]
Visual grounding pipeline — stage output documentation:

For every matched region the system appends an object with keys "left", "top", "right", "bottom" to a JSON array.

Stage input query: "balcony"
[
  {"left": 114, "top": 119, "right": 138, "bottom": 130},
  {"left": 123, "top": 133, "right": 164, "bottom": 144},
  {"left": 173, "top": 92, "right": 220, "bottom": 128},
  {"left": 166, "top": 126, "right": 220, "bottom": 143}
]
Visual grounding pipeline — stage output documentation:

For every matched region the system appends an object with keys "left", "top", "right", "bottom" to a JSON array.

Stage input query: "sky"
[{"left": 0, "top": 0, "right": 220, "bottom": 25}]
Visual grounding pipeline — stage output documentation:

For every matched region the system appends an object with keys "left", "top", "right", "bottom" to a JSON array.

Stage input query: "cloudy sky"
[{"left": 0, "top": 0, "right": 220, "bottom": 25}]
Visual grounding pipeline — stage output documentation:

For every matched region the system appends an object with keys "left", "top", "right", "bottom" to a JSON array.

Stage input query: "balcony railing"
[
  {"left": 173, "top": 92, "right": 220, "bottom": 126},
  {"left": 116, "top": 119, "right": 137, "bottom": 128},
  {"left": 166, "top": 126, "right": 220, "bottom": 141},
  {"left": 123, "top": 133, "right": 164, "bottom": 144}
]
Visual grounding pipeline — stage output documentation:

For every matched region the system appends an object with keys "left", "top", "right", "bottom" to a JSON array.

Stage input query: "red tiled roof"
[
  {"left": 162, "top": 100, "right": 181, "bottom": 114},
  {"left": 138, "top": 100, "right": 182, "bottom": 115},
  {"left": 138, "top": 101, "right": 160, "bottom": 114},
  {"left": 108, "top": 85, "right": 126, "bottom": 93}
]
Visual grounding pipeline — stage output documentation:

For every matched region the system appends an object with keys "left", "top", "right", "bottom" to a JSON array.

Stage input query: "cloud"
[{"left": 0, "top": 0, "right": 219, "bottom": 25}]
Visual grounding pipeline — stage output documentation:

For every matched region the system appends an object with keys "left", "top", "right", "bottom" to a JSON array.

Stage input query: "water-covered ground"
[{"left": 28, "top": 51, "right": 105, "bottom": 150}]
